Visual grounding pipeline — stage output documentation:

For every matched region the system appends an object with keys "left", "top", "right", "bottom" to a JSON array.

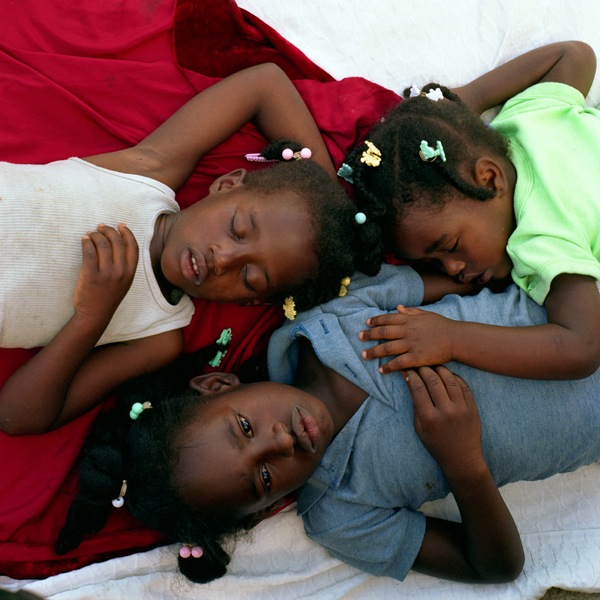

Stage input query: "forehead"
[
  {"left": 394, "top": 199, "right": 487, "bottom": 252},
  {"left": 173, "top": 399, "right": 257, "bottom": 511}
]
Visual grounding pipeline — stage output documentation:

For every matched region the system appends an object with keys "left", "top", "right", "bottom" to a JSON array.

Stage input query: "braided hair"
[
  {"left": 343, "top": 84, "right": 510, "bottom": 247},
  {"left": 247, "top": 139, "right": 384, "bottom": 311},
  {"left": 55, "top": 352, "right": 255, "bottom": 584}
]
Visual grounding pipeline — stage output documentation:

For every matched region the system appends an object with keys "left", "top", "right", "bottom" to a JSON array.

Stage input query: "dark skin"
[
  {"left": 297, "top": 342, "right": 524, "bottom": 582},
  {"left": 185, "top": 338, "right": 523, "bottom": 583},
  {"left": 0, "top": 64, "right": 335, "bottom": 435},
  {"left": 361, "top": 41, "right": 600, "bottom": 379}
]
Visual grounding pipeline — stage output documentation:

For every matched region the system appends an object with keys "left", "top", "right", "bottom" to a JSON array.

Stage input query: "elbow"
[
  {"left": 487, "top": 557, "right": 524, "bottom": 584},
  {"left": 479, "top": 550, "right": 525, "bottom": 584},
  {"left": 567, "top": 341, "right": 600, "bottom": 379},
  {"left": 566, "top": 40, "right": 596, "bottom": 66},
  {"left": 0, "top": 419, "right": 50, "bottom": 436}
]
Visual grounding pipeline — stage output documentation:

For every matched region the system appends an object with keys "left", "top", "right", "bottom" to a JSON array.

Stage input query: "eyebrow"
[
  {"left": 425, "top": 233, "right": 450, "bottom": 255},
  {"left": 225, "top": 415, "right": 261, "bottom": 502}
]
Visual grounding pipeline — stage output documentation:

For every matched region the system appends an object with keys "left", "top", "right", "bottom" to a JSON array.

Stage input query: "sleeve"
[
  {"left": 508, "top": 232, "right": 600, "bottom": 305},
  {"left": 340, "top": 264, "right": 425, "bottom": 313},
  {"left": 303, "top": 500, "right": 427, "bottom": 580}
]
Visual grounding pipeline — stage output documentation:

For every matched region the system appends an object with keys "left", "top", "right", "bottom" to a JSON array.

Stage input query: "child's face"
[
  {"left": 159, "top": 185, "right": 317, "bottom": 304},
  {"left": 392, "top": 197, "right": 514, "bottom": 285},
  {"left": 174, "top": 381, "right": 334, "bottom": 517}
]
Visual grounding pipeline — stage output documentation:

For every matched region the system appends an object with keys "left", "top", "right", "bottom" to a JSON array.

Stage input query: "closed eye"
[
  {"left": 242, "top": 265, "right": 256, "bottom": 293},
  {"left": 446, "top": 240, "right": 459, "bottom": 254},
  {"left": 229, "top": 211, "right": 241, "bottom": 241}
]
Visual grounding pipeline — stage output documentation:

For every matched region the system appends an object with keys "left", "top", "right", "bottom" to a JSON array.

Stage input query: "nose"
[
  {"left": 212, "top": 246, "right": 242, "bottom": 276},
  {"left": 441, "top": 257, "right": 466, "bottom": 278},
  {"left": 263, "top": 422, "right": 294, "bottom": 458}
]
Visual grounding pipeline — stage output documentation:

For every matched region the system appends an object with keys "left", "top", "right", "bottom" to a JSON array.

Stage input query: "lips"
[
  {"left": 292, "top": 406, "right": 319, "bottom": 454},
  {"left": 181, "top": 247, "right": 208, "bottom": 286},
  {"left": 462, "top": 269, "right": 492, "bottom": 285}
]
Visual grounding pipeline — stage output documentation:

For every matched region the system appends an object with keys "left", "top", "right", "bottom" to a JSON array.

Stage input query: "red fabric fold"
[{"left": 0, "top": 0, "right": 400, "bottom": 578}]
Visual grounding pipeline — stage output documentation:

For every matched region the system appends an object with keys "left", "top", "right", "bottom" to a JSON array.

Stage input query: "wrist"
[{"left": 443, "top": 457, "right": 490, "bottom": 490}]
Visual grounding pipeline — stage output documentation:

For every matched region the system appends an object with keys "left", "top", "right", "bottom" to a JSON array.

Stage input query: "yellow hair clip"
[
  {"left": 360, "top": 140, "right": 382, "bottom": 167},
  {"left": 283, "top": 296, "right": 297, "bottom": 320},
  {"left": 338, "top": 276, "right": 351, "bottom": 297}
]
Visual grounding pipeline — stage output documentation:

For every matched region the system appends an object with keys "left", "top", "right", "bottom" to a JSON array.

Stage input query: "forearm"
[
  {"left": 449, "top": 320, "right": 598, "bottom": 379},
  {"left": 0, "top": 314, "right": 106, "bottom": 435},
  {"left": 420, "top": 271, "right": 481, "bottom": 304},
  {"left": 442, "top": 463, "right": 523, "bottom": 582},
  {"left": 453, "top": 41, "right": 596, "bottom": 113},
  {"left": 253, "top": 67, "right": 335, "bottom": 177},
  {"left": 135, "top": 63, "right": 335, "bottom": 187}
]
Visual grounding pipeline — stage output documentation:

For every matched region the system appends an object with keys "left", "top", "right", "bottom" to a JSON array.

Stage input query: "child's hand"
[
  {"left": 74, "top": 224, "right": 139, "bottom": 321},
  {"left": 359, "top": 306, "right": 456, "bottom": 372},
  {"left": 404, "top": 366, "right": 484, "bottom": 478}
]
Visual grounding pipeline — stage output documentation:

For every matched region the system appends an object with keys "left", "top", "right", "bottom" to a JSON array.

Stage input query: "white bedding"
[{"left": 3, "top": 1, "right": 600, "bottom": 598}]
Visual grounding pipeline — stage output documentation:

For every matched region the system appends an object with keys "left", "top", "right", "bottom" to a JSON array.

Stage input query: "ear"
[
  {"left": 188, "top": 372, "right": 240, "bottom": 394},
  {"left": 473, "top": 157, "right": 507, "bottom": 195},
  {"left": 208, "top": 169, "right": 248, "bottom": 194}
]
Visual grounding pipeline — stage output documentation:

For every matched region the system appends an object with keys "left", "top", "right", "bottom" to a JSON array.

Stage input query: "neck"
[
  {"left": 151, "top": 213, "right": 175, "bottom": 302},
  {"left": 294, "top": 338, "right": 366, "bottom": 436}
]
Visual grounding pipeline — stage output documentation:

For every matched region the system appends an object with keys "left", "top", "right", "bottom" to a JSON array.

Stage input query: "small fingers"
[
  {"left": 80, "top": 233, "right": 99, "bottom": 270},
  {"left": 361, "top": 337, "right": 407, "bottom": 359},
  {"left": 116, "top": 223, "right": 140, "bottom": 267}
]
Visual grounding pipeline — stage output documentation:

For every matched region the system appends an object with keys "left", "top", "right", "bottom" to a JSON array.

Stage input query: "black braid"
[
  {"left": 247, "top": 139, "right": 384, "bottom": 311},
  {"left": 344, "top": 84, "right": 510, "bottom": 249},
  {"left": 55, "top": 353, "right": 256, "bottom": 584}
]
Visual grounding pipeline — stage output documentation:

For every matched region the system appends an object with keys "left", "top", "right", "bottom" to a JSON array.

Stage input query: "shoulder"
[{"left": 495, "top": 82, "right": 585, "bottom": 123}]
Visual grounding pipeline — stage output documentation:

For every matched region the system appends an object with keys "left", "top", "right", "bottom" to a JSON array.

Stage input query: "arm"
[
  {"left": 361, "top": 274, "right": 600, "bottom": 379},
  {"left": 453, "top": 40, "right": 596, "bottom": 114},
  {"left": 84, "top": 63, "right": 336, "bottom": 189},
  {"left": 407, "top": 366, "right": 524, "bottom": 582},
  {"left": 420, "top": 270, "right": 483, "bottom": 304},
  {"left": 0, "top": 225, "right": 182, "bottom": 435}
]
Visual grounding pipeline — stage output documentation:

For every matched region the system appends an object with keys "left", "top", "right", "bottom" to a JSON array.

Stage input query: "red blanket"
[{"left": 0, "top": 0, "right": 400, "bottom": 578}]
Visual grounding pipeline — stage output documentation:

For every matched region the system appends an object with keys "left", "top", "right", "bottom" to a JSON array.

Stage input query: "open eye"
[
  {"left": 260, "top": 464, "right": 271, "bottom": 490},
  {"left": 238, "top": 414, "right": 254, "bottom": 438}
]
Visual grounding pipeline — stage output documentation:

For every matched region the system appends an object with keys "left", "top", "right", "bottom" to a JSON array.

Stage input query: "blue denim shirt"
[{"left": 268, "top": 265, "right": 600, "bottom": 580}]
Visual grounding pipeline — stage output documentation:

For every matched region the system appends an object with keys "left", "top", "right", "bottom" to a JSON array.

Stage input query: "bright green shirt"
[{"left": 491, "top": 82, "right": 600, "bottom": 305}]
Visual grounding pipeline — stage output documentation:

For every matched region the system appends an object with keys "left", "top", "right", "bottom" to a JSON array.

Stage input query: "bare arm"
[
  {"left": 407, "top": 367, "right": 524, "bottom": 582},
  {"left": 453, "top": 41, "right": 597, "bottom": 114},
  {"left": 0, "top": 225, "right": 182, "bottom": 435},
  {"left": 84, "top": 63, "right": 335, "bottom": 189},
  {"left": 420, "top": 271, "right": 483, "bottom": 304},
  {"left": 362, "top": 274, "right": 600, "bottom": 379}
]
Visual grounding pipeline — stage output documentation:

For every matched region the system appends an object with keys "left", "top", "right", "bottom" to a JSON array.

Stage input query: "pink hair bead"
[
  {"left": 282, "top": 148, "right": 294, "bottom": 160},
  {"left": 179, "top": 545, "right": 203, "bottom": 559},
  {"left": 299, "top": 147, "right": 312, "bottom": 159}
]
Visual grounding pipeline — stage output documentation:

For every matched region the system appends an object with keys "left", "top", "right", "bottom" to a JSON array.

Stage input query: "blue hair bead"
[{"left": 355, "top": 212, "right": 367, "bottom": 225}]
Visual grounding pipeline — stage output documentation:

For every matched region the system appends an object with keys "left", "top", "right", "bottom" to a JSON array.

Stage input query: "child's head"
[
  {"left": 56, "top": 365, "right": 329, "bottom": 583},
  {"left": 160, "top": 154, "right": 382, "bottom": 312},
  {"left": 343, "top": 86, "right": 516, "bottom": 284}
]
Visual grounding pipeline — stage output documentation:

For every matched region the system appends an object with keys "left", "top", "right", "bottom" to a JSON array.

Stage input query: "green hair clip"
[
  {"left": 208, "top": 328, "right": 233, "bottom": 367},
  {"left": 419, "top": 140, "right": 446, "bottom": 163}
]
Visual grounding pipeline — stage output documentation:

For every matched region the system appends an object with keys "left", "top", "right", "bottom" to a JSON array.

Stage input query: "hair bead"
[{"left": 111, "top": 480, "right": 128, "bottom": 508}]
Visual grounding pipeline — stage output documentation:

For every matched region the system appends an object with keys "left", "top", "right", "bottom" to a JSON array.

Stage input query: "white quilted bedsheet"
[{"left": 3, "top": 1, "right": 600, "bottom": 598}]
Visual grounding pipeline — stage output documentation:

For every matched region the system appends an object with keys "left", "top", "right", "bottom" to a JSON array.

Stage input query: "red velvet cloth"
[{"left": 0, "top": 0, "right": 400, "bottom": 578}]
